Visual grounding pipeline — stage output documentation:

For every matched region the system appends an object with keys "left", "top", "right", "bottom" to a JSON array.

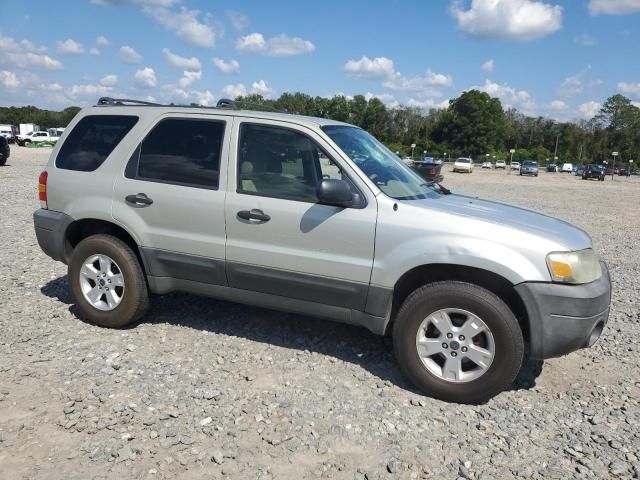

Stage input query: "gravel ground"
[{"left": 1, "top": 148, "right": 639, "bottom": 480}]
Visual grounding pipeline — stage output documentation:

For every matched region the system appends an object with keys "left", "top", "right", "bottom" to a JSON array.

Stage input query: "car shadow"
[{"left": 41, "top": 275, "right": 543, "bottom": 399}]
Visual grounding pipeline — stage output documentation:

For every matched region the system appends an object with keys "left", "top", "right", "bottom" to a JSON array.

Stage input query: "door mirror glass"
[{"left": 316, "top": 179, "right": 354, "bottom": 207}]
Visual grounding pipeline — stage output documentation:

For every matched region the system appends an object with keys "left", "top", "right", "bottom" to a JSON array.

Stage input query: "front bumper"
[
  {"left": 33, "top": 209, "right": 74, "bottom": 263},
  {"left": 515, "top": 262, "right": 611, "bottom": 359}
]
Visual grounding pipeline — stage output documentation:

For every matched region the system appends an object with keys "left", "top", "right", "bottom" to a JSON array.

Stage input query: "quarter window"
[
  {"left": 56, "top": 115, "right": 137, "bottom": 172},
  {"left": 238, "top": 124, "right": 344, "bottom": 202},
  {"left": 134, "top": 118, "right": 225, "bottom": 189}
]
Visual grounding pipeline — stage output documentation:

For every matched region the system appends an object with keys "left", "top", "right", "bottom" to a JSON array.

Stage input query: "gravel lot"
[{"left": 1, "top": 147, "right": 639, "bottom": 480}]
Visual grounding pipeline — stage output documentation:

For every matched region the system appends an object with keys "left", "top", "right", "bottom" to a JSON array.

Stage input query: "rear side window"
[
  {"left": 56, "top": 115, "right": 138, "bottom": 171},
  {"left": 131, "top": 118, "right": 225, "bottom": 189}
]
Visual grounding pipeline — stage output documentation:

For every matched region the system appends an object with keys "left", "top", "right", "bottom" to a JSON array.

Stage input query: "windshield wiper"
[{"left": 420, "top": 181, "right": 451, "bottom": 195}]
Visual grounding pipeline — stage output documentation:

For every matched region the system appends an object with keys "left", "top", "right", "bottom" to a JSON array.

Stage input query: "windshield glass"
[
  {"left": 322, "top": 126, "right": 442, "bottom": 200},
  {"left": 523, "top": 161, "right": 537, "bottom": 166},
  {"left": 456, "top": 158, "right": 471, "bottom": 163}
]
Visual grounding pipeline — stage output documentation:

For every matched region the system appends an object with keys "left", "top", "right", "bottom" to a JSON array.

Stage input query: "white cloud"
[
  {"left": 383, "top": 70, "right": 453, "bottom": 92},
  {"left": 481, "top": 58, "right": 495, "bottom": 73},
  {"left": 364, "top": 92, "right": 399, "bottom": 108},
  {"left": 618, "top": 82, "right": 640, "bottom": 98},
  {"left": 134, "top": 67, "right": 157, "bottom": 88},
  {"left": 89, "top": 48, "right": 100, "bottom": 55},
  {"left": 3, "top": 52, "right": 63, "bottom": 70},
  {"left": 549, "top": 100, "right": 567, "bottom": 111},
  {"left": 451, "top": 0, "right": 563, "bottom": 41},
  {"left": 56, "top": 39, "right": 84, "bottom": 55},
  {"left": 178, "top": 70, "right": 202, "bottom": 88},
  {"left": 41, "top": 82, "right": 63, "bottom": 92},
  {"left": 251, "top": 79, "right": 274, "bottom": 97},
  {"left": 96, "top": 35, "right": 110, "bottom": 47},
  {"left": 222, "top": 83, "right": 247, "bottom": 98},
  {"left": 66, "top": 83, "right": 113, "bottom": 100},
  {"left": 589, "top": 0, "right": 640, "bottom": 15},
  {"left": 475, "top": 79, "right": 536, "bottom": 113},
  {"left": 407, "top": 98, "right": 451, "bottom": 110},
  {"left": 145, "top": 7, "right": 217, "bottom": 48},
  {"left": 0, "top": 34, "right": 48, "bottom": 54},
  {"left": 212, "top": 57, "right": 240, "bottom": 74},
  {"left": 344, "top": 56, "right": 396, "bottom": 79},
  {"left": 161, "top": 85, "right": 216, "bottom": 106},
  {"left": 236, "top": 33, "right": 315, "bottom": 56},
  {"left": 558, "top": 65, "right": 593, "bottom": 97},
  {"left": 162, "top": 48, "right": 201, "bottom": 70},
  {"left": 0, "top": 70, "right": 19, "bottom": 88},
  {"left": 227, "top": 10, "right": 249, "bottom": 31},
  {"left": 574, "top": 33, "right": 598, "bottom": 46},
  {"left": 119, "top": 45, "right": 142, "bottom": 64},
  {"left": 578, "top": 101, "right": 601, "bottom": 119},
  {"left": 100, "top": 74, "right": 118, "bottom": 87}
]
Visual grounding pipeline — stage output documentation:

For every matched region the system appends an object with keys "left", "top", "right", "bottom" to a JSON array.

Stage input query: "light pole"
[
  {"left": 510, "top": 149, "right": 515, "bottom": 165},
  {"left": 485, "top": 153, "right": 490, "bottom": 164},
  {"left": 629, "top": 159, "right": 634, "bottom": 178},
  {"left": 411, "top": 143, "right": 416, "bottom": 160},
  {"left": 612, "top": 151, "right": 619, "bottom": 180},
  {"left": 444, "top": 152, "right": 448, "bottom": 163}
]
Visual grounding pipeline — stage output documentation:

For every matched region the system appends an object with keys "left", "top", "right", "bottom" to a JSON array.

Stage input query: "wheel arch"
[
  {"left": 388, "top": 263, "right": 529, "bottom": 344},
  {"left": 63, "top": 218, "right": 147, "bottom": 273}
]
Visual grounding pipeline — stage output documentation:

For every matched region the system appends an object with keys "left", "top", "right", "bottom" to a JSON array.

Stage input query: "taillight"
[{"left": 38, "top": 171, "right": 48, "bottom": 209}]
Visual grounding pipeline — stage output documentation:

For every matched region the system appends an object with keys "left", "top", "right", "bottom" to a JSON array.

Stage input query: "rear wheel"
[
  {"left": 393, "top": 281, "right": 524, "bottom": 403},
  {"left": 68, "top": 234, "right": 149, "bottom": 328}
]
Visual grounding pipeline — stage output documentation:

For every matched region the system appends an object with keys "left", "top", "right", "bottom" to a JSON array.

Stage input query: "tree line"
[{"left": 1, "top": 91, "right": 638, "bottom": 167}]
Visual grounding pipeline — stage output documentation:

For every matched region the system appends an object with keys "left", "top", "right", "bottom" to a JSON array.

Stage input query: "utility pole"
[{"left": 553, "top": 134, "right": 559, "bottom": 160}]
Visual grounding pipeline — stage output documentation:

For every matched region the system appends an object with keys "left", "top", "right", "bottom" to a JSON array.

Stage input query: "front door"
[
  {"left": 112, "top": 114, "right": 231, "bottom": 285},
  {"left": 224, "top": 119, "right": 377, "bottom": 311}
]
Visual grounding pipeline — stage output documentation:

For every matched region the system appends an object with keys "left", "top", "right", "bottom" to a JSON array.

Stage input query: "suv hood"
[{"left": 415, "top": 193, "right": 591, "bottom": 250}]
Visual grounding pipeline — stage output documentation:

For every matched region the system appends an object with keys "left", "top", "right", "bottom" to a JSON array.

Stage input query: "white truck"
[
  {"left": 0, "top": 124, "right": 17, "bottom": 142},
  {"left": 17, "top": 123, "right": 40, "bottom": 142},
  {"left": 48, "top": 128, "right": 65, "bottom": 141}
]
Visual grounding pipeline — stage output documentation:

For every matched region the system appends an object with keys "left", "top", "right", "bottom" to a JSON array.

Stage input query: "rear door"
[
  {"left": 224, "top": 119, "right": 378, "bottom": 311},
  {"left": 112, "top": 114, "right": 231, "bottom": 286}
]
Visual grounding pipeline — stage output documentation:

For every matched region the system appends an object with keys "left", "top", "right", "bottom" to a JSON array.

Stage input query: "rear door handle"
[
  {"left": 237, "top": 209, "right": 270, "bottom": 222},
  {"left": 125, "top": 193, "right": 153, "bottom": 206}
]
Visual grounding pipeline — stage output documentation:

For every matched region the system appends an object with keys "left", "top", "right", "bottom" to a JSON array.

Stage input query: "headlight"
[{"left": 546, "top": 249, "right": 602, "bottom": 284}]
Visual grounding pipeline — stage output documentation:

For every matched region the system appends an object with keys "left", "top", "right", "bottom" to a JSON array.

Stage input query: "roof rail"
[
  {"left": 97, "top": 97, "right": 162, "bottom": 106},
  {"left": 216, "top": 98, "right": 240, "bottom": 110}
]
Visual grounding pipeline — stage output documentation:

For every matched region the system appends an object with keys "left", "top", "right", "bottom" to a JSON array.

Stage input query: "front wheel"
[
  {"left": 393, "top": 281, "right": 524, "bottom": 403},
  {"left": 68, "top": 234, "right": 149, "bottom": 328}
]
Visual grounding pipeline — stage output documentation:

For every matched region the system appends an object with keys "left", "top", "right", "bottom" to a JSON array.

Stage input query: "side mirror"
[{"left": 316, "top": 179, "right": 354, "bottom": 207}]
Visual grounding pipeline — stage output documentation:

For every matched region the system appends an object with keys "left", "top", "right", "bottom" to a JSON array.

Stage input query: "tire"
[
  {"left": 0, "top": 156, "right": 5, "bottom": 167},
  {"left": 68, "top": 234, "right": 149, "bottom": 328},
  {"left": 393, "top": 281, "right": 524, "bottom": 404}
]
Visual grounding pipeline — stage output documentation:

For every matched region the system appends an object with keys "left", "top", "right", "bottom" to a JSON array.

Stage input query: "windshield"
[
  {"left": 456, "top": 158, "right": 471, "bottom": 163},
  {"left": 523, "top": 161, "right": 537, "bottom": 166},
  {"left": 322, "top": 126, "right": 442, "bottom": 200}
]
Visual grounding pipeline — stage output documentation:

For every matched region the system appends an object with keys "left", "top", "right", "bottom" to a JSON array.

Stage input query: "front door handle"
[
  {"left": 237, "top": 209, "right": 270, "bottom": 222},
  {"left": 125, "top": 193, "right": 153, "bottom": 206}
]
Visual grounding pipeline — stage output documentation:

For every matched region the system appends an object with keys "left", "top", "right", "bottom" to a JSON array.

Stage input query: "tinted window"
[
  {"left": 57, "top": 115, "right": 137, "bottom": 171},
  {"left": 136, "top": 118, "right": 224, "bottom": 189},
  {"left": 238, "top": 124, "right": 344, "bottom": 202}
]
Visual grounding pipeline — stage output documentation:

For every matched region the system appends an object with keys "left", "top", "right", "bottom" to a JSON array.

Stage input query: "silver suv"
[{"left": 33, "top": 97, "right": 611, "bottom": 403}]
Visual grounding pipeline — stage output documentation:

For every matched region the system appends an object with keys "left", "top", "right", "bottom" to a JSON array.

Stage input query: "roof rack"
[
  {"left": 95, "top": 96, "right": 287, "bottom": 114},
  {"left": 97, "top": 97, "right": 162, "bottom": 106}
]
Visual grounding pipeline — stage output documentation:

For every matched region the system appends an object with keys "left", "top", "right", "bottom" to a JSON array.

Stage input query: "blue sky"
[{"left": 1, "top": 0, "right": 639, "bottom": 121}]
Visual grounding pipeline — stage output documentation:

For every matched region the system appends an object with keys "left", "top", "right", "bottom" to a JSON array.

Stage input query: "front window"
[
  {"left": 456, "top": 158, "right": 471, "bottom": 164},
  {"left": 322, "top": 125, "right": 441, "bottom": 200},
  {"left": 523, "top": 161, "right": 537, "bottom": 166}
]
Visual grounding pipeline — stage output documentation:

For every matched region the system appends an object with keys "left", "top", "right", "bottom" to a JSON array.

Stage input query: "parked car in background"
[
  {"left": 561, "top": 163, "right": 573, "bottom": 173},
  {"left": 48, "top": 128, "right": 65, "bottom": 141},
  {"left": 575, "top": 165, "right": 585, "bottom": 176},
  {"left": 0, "top": 135, "right": 9, "bottom": 166},
  {"left": 520, "top": 160, "right": 538, "bottom": 176},
  {"left": 18, "top": 131, "right": 52, "bottom": 146},
  {"left": 32, "top": 96, "right": 612, "bottom": 404},
  {"left": 410, "top": 157, "right": 443, "bottom": 183},
  {"left": 453, "top": 157, "right": 473, "bottom": 173},
  {"left": 495, "top": 160, "right": 506, "bottom": 169},
  {"left": 619, "top": 169, "right": 630, "bottom": 177},
  {"left": 17, "top": 123, "right": 40, "bottom": 141},
  {"left": 481, "top": 161, "right": 492, "bottom": 169},
  {"left": 547, "top": 164, "right": 558, "bottom": 172},
  {"left": 582, "top": 164, "right": 605, "bottom": 181},
  {"left": 510, "top": 162, "right": 520, "bottom": 171}
]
